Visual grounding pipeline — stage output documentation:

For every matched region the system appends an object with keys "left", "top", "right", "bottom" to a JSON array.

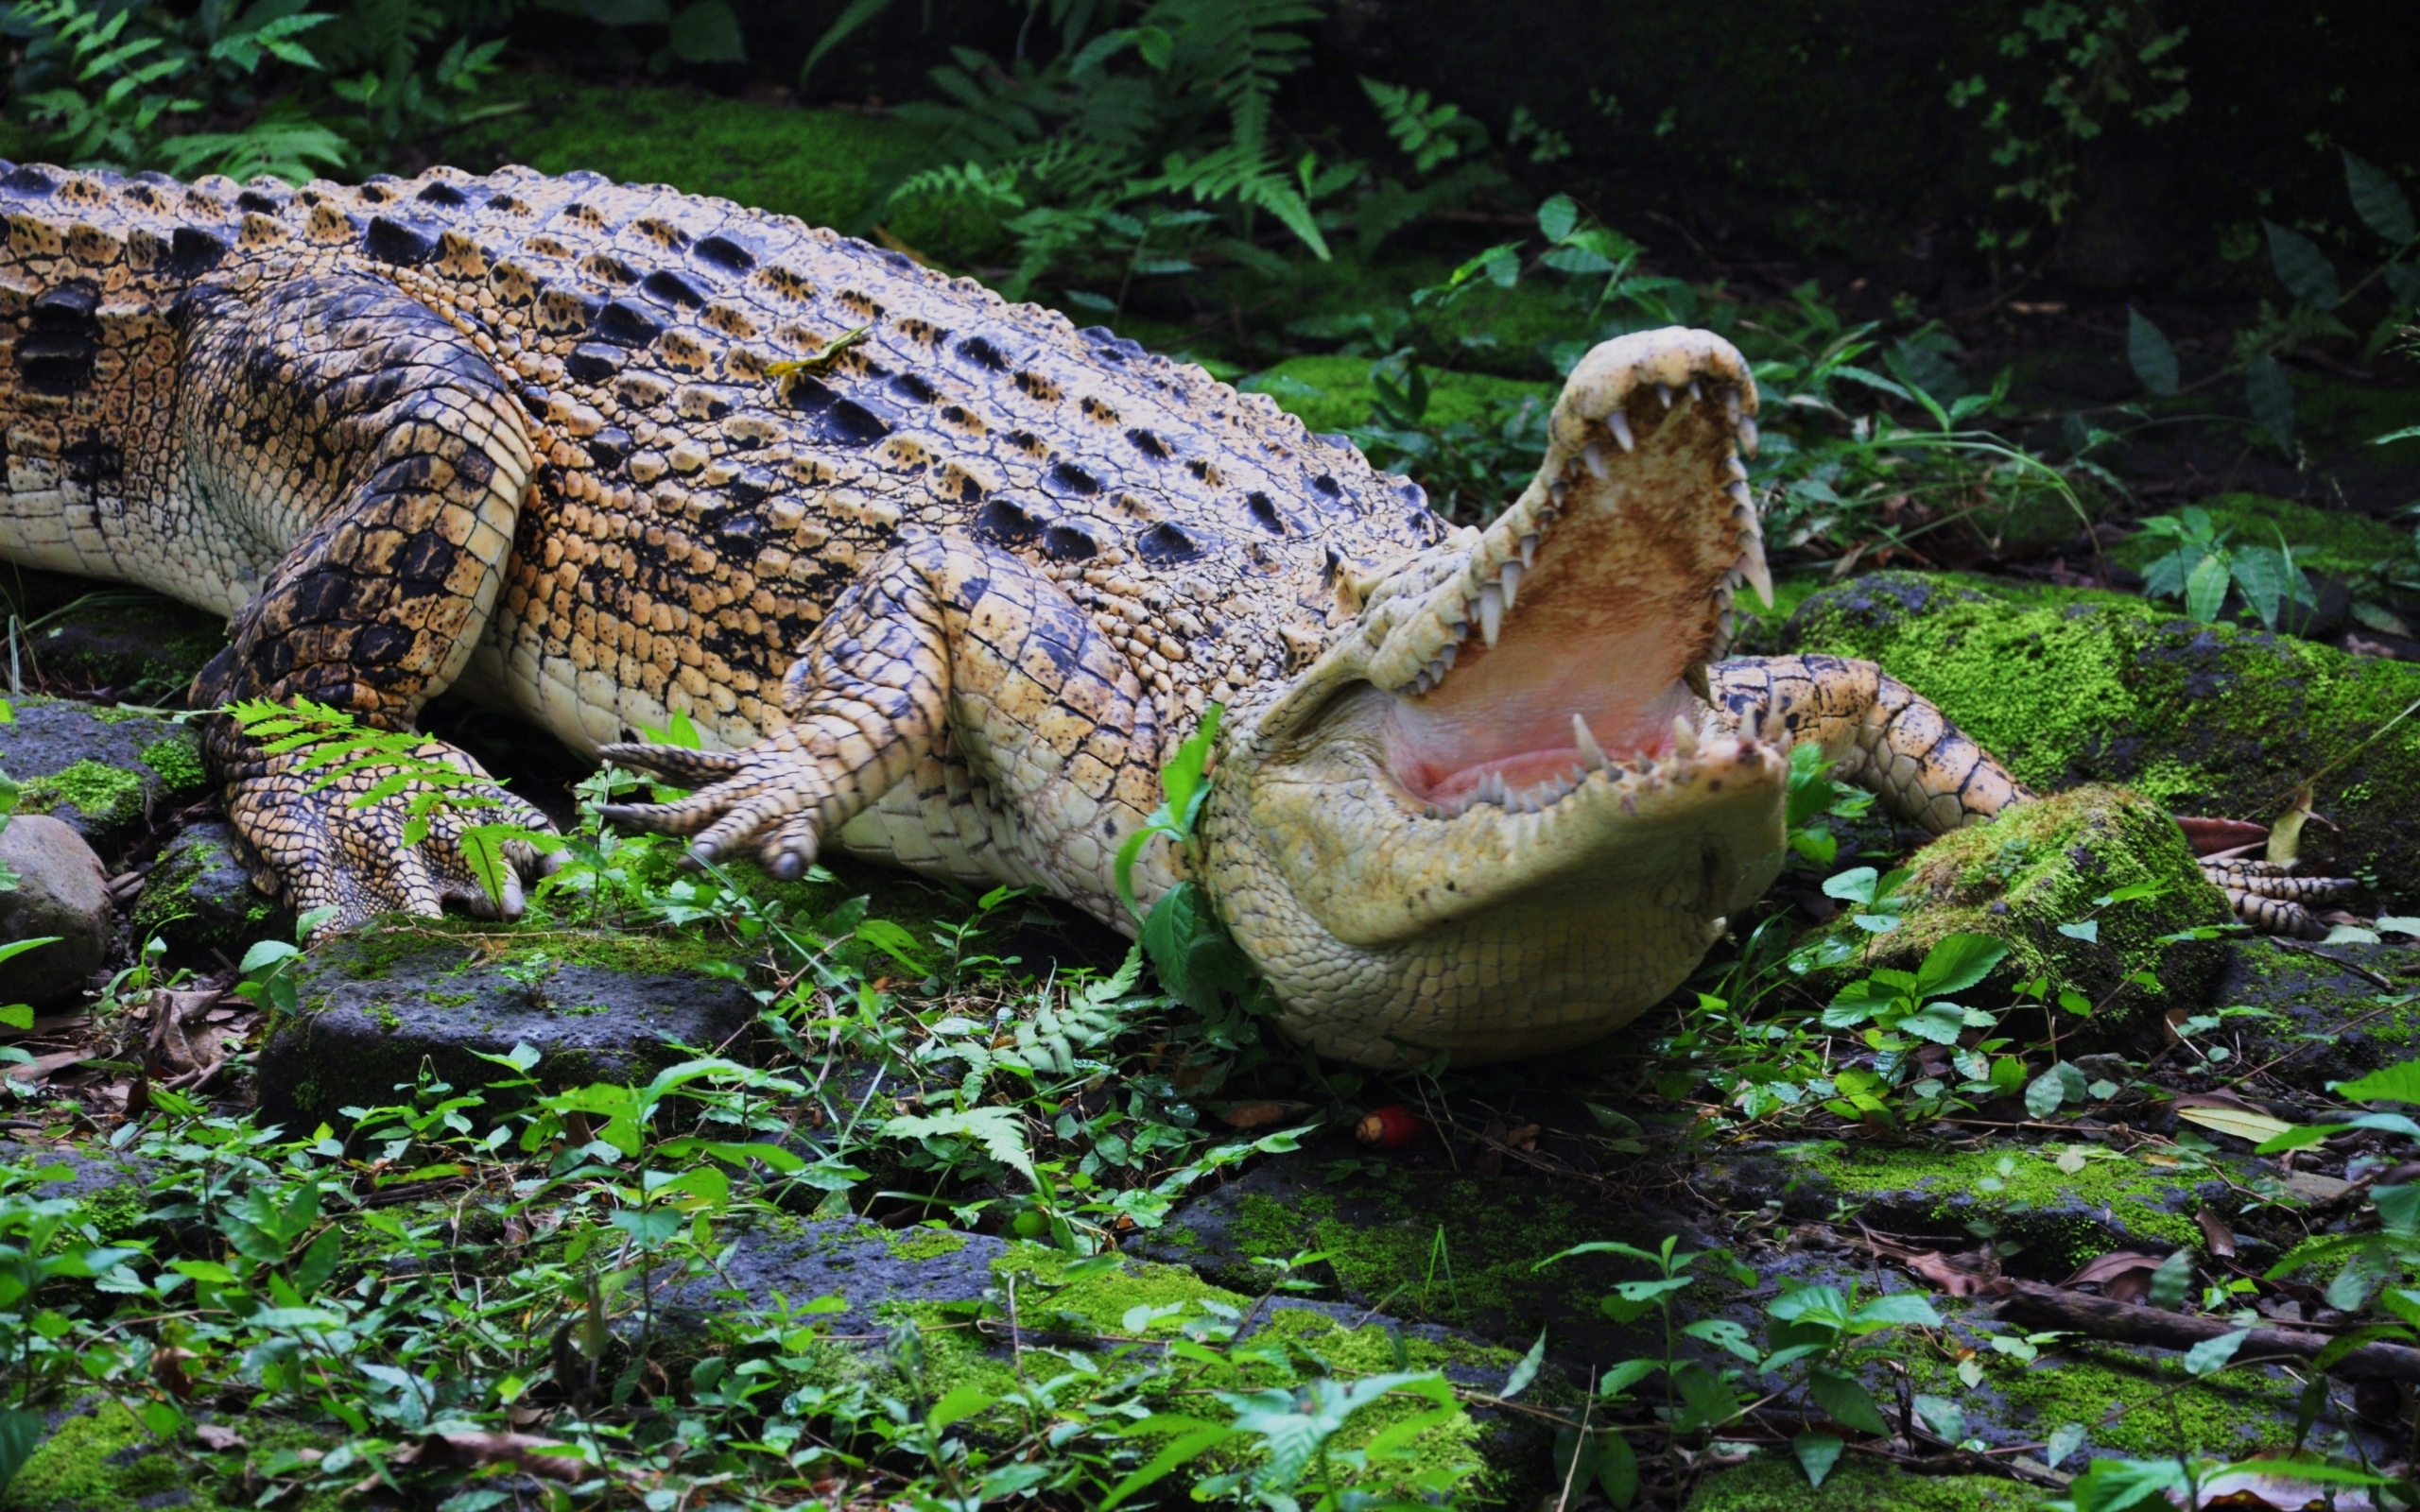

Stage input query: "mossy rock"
[
  {"left": 1240, "top": 354, "right": 1553, "bottom": 438},
  {"left": 253, "top": 923, "right": 758, "bottom": 1131},
  {"left": 1685, "top": 1455, "right": 2049, "bottom": 1511},
  {"left": 2, "top": 1399, "right": 334, "bottom": 1512},
  {"left": 1698, "top": 1140, "right": 2223, "bottom": 1269},
  {"left": 1804, "top": 784, "right": 2233, "bottom": 1034},
  {"left": 2210, "top": 936, "right": 2420, "bottom": 1094},
  {"left": 129, "top": 820, "right": 285, "bottom": 956},
  {"left": 1776, "top": 571, "right": 2420, "bottom": 906},
  {"left": 0, "top": 698, "right": 209, "bottom": 857}
]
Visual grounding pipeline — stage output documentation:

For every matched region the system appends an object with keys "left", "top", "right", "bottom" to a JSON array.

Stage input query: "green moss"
[
  {"left": 1685, "top": 1455, "right": 2048, "bottom": 1511},
  {"left": 1241, "top": 355, "right": 1553, "bottom": 437},
  {"left": 129, "top": 828, "right": 277, "bottom": 953},
  {"left": 442, "top": 85, "right": 931, "bottom": 238},
  {"left": 882, "top": 1225, "right": 973, "bottom": 1262},
  {"left": 1986, "top": 1343, "right": 2298, "bottom": 1457},
  {"left": 136, "top": 734, "right": 205, "bottom": 793},
  {"left": 5, "top": 1401, "right": 190, "bottom": 1512},
  {"left": 1808, "top": 784, "right": 2233, "bottom": 1027},
  {"left": 1793, "top": 1142, "right": 2206, "bottom": 1261},
  {"left": 18, "top": 759, "right": 146, "bottom": 824},
  {"left": 1778, "top": 571, "right": 2420, "bottom": 903},
  {"left": 320, "top": 915, "right": 735, "bottom": 985}
]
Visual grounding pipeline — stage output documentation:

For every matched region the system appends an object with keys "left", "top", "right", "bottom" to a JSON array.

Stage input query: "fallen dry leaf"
[
  {"left": 2175, "top": 816, "right": 2270, "bottom": 856},
  {"left": 1219, "top": 1100, "right": 1311, "bottom": 1129},
  {"left": 2277, "top": 1170, "right": 2357, "bottom": 1205},
  {"left": 2197, "top": 1208, "right": 2238, "bottom": 1259},
  {"left": 391, "top": 1432, "right": 589, "bottom": 1483},
  {"left": 2064, "top": 1250, "right": 2166, "bottom": 1304},
  {"left": 5, "top": 1049, "right": 90, "bottom": 1085},
  {"left": 2177, "top": 1105, "right": 2297, "bottom": 1145},
  {"left": 195, "top": 1424, "right": 246, "bottom": 1452},
  {"left": 1905, "top": 1247, "right": 1999, "bottom": 1297},
  {"left": 150, "top": 1346, "right": 199, "bottom": 1400}
]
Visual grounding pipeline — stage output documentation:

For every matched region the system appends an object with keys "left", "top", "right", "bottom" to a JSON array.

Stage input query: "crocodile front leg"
[
  {"left": 183, "top": 272, "right": 557, "bottom": 928},
  {"left": 600, "top": 529, "right": 1169, "bottom": 921},
  {"left": 1710, "top": 654, "right": 2360, "bottom": 934}
]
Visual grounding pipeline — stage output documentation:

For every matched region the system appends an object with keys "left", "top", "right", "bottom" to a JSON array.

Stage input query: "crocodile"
[{"left": 0, "top": 161, "right": 2340, "bottom": 1065}]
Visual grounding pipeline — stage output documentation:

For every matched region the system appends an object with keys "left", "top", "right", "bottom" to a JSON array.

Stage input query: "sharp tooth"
[
  {"left": 1498, "top": 559, "right": 1522, "bottom": 610},
  {"left": 1549, "top": 480, "right": 1568, "bottom": 509},
  {"left": 1671, "top": 715, "right": 1699, "bottom": 757},
  {"left": 1738, "top": 416, "right": 1759, "bottom": 455},
  {"left": 1438, "top": 644, "right": 1457, "bottom": 672},
  {"left": 1478, "top": 583, "right": 1504, "bottom": 647},
  {"left": 1656, "top": 383, "right": 1675, "bottom": 408},
  {"left": 1724, "top": 387, "right": 1741, "bottom": 423},
  {"left": 1607, "top": 409, "right": 1635, "bottom": 453},
  {"left": 1572, "top": 713, "right": 1610, "bottom": 770},
  {"left": 1688, "top": 378, "right": 1703, "bottom": 401},
  {"left": 1726, "top": 455, "right": 1749, "bottom": 484},
  {"left": 1582, "top": 442, "right": 1611, "bottom": 481},
  {"left": 1738, "top": 533, "right": 1773, "bottom": 607},
  {"left": 1520, "top": 532, "right": 1540, "bottom": 568},
  {"left": 1727, "top": 481, "right": 1755, "bottom": 514},
  {"left": 1479, "top": 771, "right": 1509, "bottom": 805},
  {"left": 1685, "top": 662, "right": 1712, "bottom": 701}
]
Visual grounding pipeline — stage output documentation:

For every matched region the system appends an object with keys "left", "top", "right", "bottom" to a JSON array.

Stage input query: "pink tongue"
[{"left": 1386, "top": 624, "right": 1697, "bottom": 803}]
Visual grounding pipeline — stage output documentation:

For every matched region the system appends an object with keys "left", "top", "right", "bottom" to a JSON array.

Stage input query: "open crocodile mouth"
[{"left": 1369, "top": 328, "right": 1771, "bottom": 822}]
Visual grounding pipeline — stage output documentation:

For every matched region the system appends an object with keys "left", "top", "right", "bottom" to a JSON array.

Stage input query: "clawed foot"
[
  {"left": 222, "top": 733, "right": 562, "bottom": 935},
  {"left": 2199, "top": 857, "right": 2360, "bottom": 940},
  {"left": 596, "top": 731, "right": 836, "bottom": 880}
]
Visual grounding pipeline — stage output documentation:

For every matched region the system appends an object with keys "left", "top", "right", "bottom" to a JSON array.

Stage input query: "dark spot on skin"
[
  {"left": 1079, "top": 326, "right": 1149, "bottom": 361},
  {"left": 1315, "top": 432, "right": 1351, "bottom": 450},
  {"left": 958, "top": 336, "right": 1007, "bottom": 370},
  {"left": 973, "top": 498, "right": 1042, "bottom": 545},
  {"left": 1049, "top": 462, "right": 1100, "bottom": 496},
  {"left": 31, "top": 284, "right": 97, "bottom": 323},
  {"left": 1136, "top": 523, "right": 1201, "bottom": 564},
  {"left": 1126, "top": 428, "right": 1169, "bottom": 459},
  {"left": 693, "top": 234, "right": 754, "bottom": 271},
  {"left": 877, "top": 249, "right": 915, "bottom": 271},
  {"left": 716, "top": 514, "right": 766, "bottom": 548},
  {"left": 783, "top": 373, "right": 891, "bottom": 447},
  {"left": 1313, "top": 473, "right": 1342, "bottom": 497},
  {"left": 890, "top": 372, "right": 938, "bottom": 403},
  {"left": 725, "top": 470, "right": 775, "bottom": 505},
  {"left": 1044, "top": 524, "right": 1098, "bottom": 561},
  {"left": 397, "top": 532, "right": 458, "bottom": 591},
  {"left": 416, "top": 181, "right": 471, "bottom": 207},
  {"left": 536, "top": 284, "right": 602, "bottom": 335},
  {"left": 565, "top": 344, "right": 627, "bottom": 382},
  {"left": 61, "top": 438, "right": 119, "bottom": 485},
  {"left": 586, "top": 428, "right": 632, "bottom": 467},
  {"left": 363, "top": 215, "right": 439, "bottom": 266},
  {"left": 169, "top": 226, "right": 227, "bottom": 277},
  {"left": 596, "top": 300, "right": 665, "bottom": 347},
  {"left": 236, "top": 190, "right": 285, "bottom": 215},
  {"left": 1321, "top": 549, "right": 1342, "bottom": 586},
  {"left": 640, "top": 269, "right": 705, "bottom": 308},
  {"left": 1246, "top": 491, "right": 1287, "bottom": 535},
  {"left": 1, "top": 165, "right": 55, "bottom": 196}
]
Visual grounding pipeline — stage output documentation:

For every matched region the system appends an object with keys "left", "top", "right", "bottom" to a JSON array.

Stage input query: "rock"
[
  {"left": 1687, "top": 1455, "right": 2050, "bottom": 1510},
  {"left": 648, "top": 1213, "right": 1552, "bottom": 1501},
  {"left": 5, "top": 1396, "right": 324, "bottom": 1512},
  {"left": 252, "top": 922, "right": 759, "bottom": 1132},
  {"left": 0, "top": 1138, "right": 158, "bottom": 1231},
  {"left": 0, "top": 698, "right": 209, "bottom": 856},
  {"left": 2213, "top": 936, "right": 2420, "bottom": 1094},
  {"left": 129, "top": 820, "right": 283, "bottom": 956},
  {"left": 1776, "top": 571, "right": 2420, "bottom": 906},
  {"left": 20, "top": 585, "right": 227, "bottom": 704},
  {"left": 1798, "top": 784, "right": 2233, "bottom": 1038},
  {"left": 0, "top": 815, "right": 110, "bottom": 1003}
]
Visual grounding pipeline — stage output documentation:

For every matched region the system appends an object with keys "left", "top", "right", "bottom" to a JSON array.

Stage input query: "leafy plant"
[{"left": 2134, "top": 506, "right": 2315, "bottom": 630}]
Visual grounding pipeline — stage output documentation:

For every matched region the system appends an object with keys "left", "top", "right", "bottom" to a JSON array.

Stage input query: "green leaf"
[
  {"left": 2127, "top": 308, "right": 2179, "bottom": 397},
  {"left": 1912, "top": 1393, "right": 1965, "bottom": 1444},
  {"left": 2149, "top": 1249, "right": 2192, "bottom": 1311},
  {"left": 2344, "top": 150, "right": 2417, "bottom": 245},
  {"left": 926, "top": 1383, "right": 996, "bottom": 1432},
  {"left": 1499, "top": 1324, "right": 1547, "bottom": 1400},
  {"left": 2024, "top": 1063, "right": 2071, "bottom": 1119},
  {"left": 0, "top": 1407, "right": 43, "bottom": 1492},
  {"left": 887, "top": 1107, "right": 1037, "bottom": 1184},
  {"left": 0, "top": 1005, "right": 29, "bottom": 1032},
  {"left": 2337, "top": 1058, "right": 2420, "bottom": 1106},
  {"left": 1792, "top": 1432, "right": 1843, "bottom": 1489},
  {"left": 2185, "top": 1328, "right": 2251, "bottom": 1377},
  {"left": 1098, "top": 1420, "right": 1238, "bottom": 1511},
  {"left": 1536, "top": 194, "right": 1578, "bottom": 243},
  {"left": 2067, "top": 1456, "right": 2192, "bottom": 1512},
  {"left": 1851, "top": 1292, "right": 1944, "bottom": 1330},
  {"left": 1913, "top": 933, "right": 2010, "bottom": 997},
  {"left": 2045, "top": 1421, "right": 2086, "bottom": 1469},
  {"left": 2245, "top": 353, "right": 2296, "bottom": 452},
  {"left": 1597, "top": 1429, "right": 1639, "bottom": 1508},
  {"left": 0, "top": 936, "right": 60, "bottom": 971},
  {"left": 2265, "top": 220, "right": 2342, "bottom": 307},
  {"left": 1807, "top": 1366, "right": 1890, "bottom": 1435},
  {"left": 666, "top": 0, "right": 744, "bottom": 61},
  {"left": 798, "top": 0, "right": 889, "bottom": 80},
  {"left": 2185, "top": 549, "right": 2232, "bottom": 624}
]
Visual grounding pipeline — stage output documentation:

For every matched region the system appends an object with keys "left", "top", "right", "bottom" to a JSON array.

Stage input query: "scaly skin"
[{"left": 0, "top": 162, "right": 2332, "bottom": 1064}]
